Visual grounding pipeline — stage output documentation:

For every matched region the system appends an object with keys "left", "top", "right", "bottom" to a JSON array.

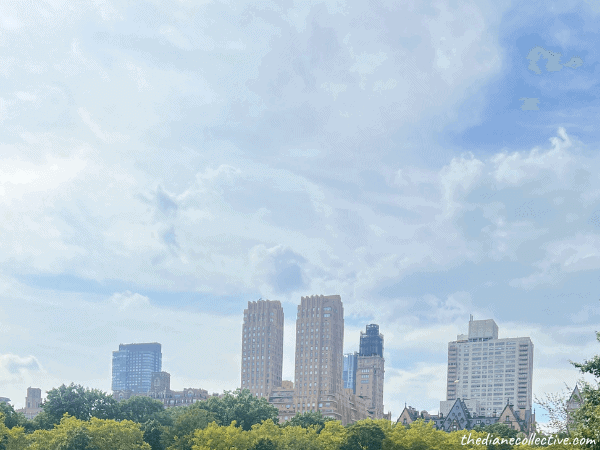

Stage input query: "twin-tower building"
[{"left": 240, "top": 295, "right": 387, "bottom": 425}]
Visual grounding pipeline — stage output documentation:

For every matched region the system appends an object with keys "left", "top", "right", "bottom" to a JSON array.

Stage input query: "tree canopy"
[
  {"left": 42, "top": 384, "right": 119, "bottom": 424},
  {"left": 194, "top": 389, "right": 278, "bottom": 432},
  {"left": 283, "top": 411, "right": 333, "bottom": 433}
]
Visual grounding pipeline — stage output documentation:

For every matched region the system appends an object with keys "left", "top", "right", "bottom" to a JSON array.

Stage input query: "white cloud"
[
  {"left": 159, "top": 25, "right": 193, "bottom": 50},
  {"left": 0, "top": 354, "right": 43, "bottom": 383},
  {"left": 1, "top": 0, "right": 599, "bottom": 421},
  {"left": 109, "top": 291, "right": 151, "bottom": 311}
]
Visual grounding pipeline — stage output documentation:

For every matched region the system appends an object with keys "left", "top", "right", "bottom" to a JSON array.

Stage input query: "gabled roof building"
[{"left": 396, "top": 398, "right": 535, "bottom": 433}]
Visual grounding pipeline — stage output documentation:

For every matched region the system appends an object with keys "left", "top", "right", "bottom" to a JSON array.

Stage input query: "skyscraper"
[
  {"left": 343, "top": 352, "right": 358, "bottom": 393},
  {"left": 357, "top": 324, "right": 385, "bottom": 419},
  {"left": 445, "top": 316, "right": 534, "bottom": 417},
  {"left": 241, "top": 299, "right": 284, "bottom": 398},
  {"left": 294, "top": 294, "right": 344, "bottom": 413},
  {"left": 112, "top": 343, "right": 162, "bottom": 394}
]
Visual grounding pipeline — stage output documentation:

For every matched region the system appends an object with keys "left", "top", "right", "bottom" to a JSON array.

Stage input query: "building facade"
[
  {"left": 268, "top": 380, "right": 296, "bottom": 423},
  {"left": 293, "top": 294, "right": 344, "bottom": 414},
  {"left": 245, "top": 294, "right": 379, "bottom": 426},
  {"left": 357, "top": 324, "right": 385, "bottom": 419},
  {"left": 14, "top": 387, "right": 43, "bottom": 419},
  {"left": 241, "top": 299, "right": 284, "bottom": 399},
  {"left": 112, "top": 342, "right": 162, "bottom": 394},
  {"left": 397, "top": 399, "right": 535, "bottom": 433},
  {"left": 343, "top": 352, "right": 358, "bottom": 393},
  {"left": 113, "top": 371, "right": 220, "bottom": 407},
  {"left": 446, "top": 316, "right": 534, "bottom": 418}
]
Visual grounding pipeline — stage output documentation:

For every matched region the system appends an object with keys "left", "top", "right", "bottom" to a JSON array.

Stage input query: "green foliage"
[
  {"left": 572, "top": 332, "right": 600, "bottom": 378},
  {"left": 142, "top": 419, "right": 166, "bottom": 450},
  {"left": 0, "top": 417, "right": 27, "bottom": 450},
  {"left": 27, "top": 410, "right": 54, "bottom": 431},
  {"left": 118, "top": 396, "right": 167, "bottom": 424},
  {"left": 283, "top": 411, "right": 333, "bottom": 433},
  {"left": 469, "top": 423, "right": 518, "bottom": 450},
  {"left": 570, "top": 330, "right": 600, "bottom": 449},
  {"left": 0, "top": 404, "right": 25, "bottom": 430},
  {"left": 27, "top": 415, "right": 150, "bottom": 450},
  {"left": 43, "top": 384, "right": 119, "bottom": 424},
  {"left": 194, "top": 389, "right": 278, "bottom": 431},
  {"left": 341, "top": 419, "right": 385, "bottom": 450},
  {"left": 57, "top": 426, "right": 96, "bottom": 450},
  {"left": 250, "top": 437, "right": 278, "bottom": 450},
  {"left": 191, "top": 421, "right": 251, "bottom": 450},
  {"left": 163, "top": 404, "right": 217, "bottom": 450}
]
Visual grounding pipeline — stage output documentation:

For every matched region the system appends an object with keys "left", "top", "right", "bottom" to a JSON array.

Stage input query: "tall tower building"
[
  {"left": 112, "top": 343, "right": 162, "bottom": 394},
  {"left": 445, "top": 316, "right": 534, "bottom": 417},
  {"left": 357, "top": 324, "right": 385, "bottom": 419},
  {"left": 241, "top": 299, "right": 284, "bottom": 398},
  {"left": 294, "top": 294, "right": 344, "bottom": 413}
]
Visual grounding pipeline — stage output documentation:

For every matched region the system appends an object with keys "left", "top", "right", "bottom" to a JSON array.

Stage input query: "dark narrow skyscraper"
[
  {"left": 359, "top": 324, "right": 384, "bottom": 356},
  {"left": 112, "top": 343, "right": 162, "bottom": 394}
]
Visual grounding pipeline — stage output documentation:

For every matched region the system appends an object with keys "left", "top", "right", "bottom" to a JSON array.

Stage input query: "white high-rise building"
[{"left": 446, "top": 315, "right": 534, "bottom": 417}]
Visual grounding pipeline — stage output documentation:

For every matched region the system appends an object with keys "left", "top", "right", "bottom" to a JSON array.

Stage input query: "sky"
[{"left": 1, "top": 0, "right": 600, "bottom": 427}]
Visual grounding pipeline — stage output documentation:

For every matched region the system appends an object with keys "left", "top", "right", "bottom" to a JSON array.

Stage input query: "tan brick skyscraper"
[
  {"left": 356, "top": 324, "right": 385, "bottom": 419},
  {"left": 293, "top": 294, "right": 344, "bottom": 413},
  {"left": 241, "top": 299, "right": 284, "bottom": 398}
]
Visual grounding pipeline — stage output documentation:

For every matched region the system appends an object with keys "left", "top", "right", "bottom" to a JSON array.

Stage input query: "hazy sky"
[{"left": 2, "top": 0, "right": 600, "bottom": 424}]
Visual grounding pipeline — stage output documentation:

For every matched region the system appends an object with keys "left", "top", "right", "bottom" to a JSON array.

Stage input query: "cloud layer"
[{"left": 1, "top": 0, "right": 600, "bottom": 424}]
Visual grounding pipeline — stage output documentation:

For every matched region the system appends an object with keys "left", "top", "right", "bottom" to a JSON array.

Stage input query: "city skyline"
[{"left": 2, "top": 0, "right": 600, "bottom": 429}]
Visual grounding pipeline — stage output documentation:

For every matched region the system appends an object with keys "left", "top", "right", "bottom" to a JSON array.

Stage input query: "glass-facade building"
[
  {"left": 343, "top": 352, "right": 358, "bottom": 393},
  {"left": 112, "top": 343, "right": 162, "bottom": 394}
]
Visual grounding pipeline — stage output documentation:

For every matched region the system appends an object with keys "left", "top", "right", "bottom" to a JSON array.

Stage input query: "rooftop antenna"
[{"left": 470, "top": 314, "right": 473, "bottom": 321}]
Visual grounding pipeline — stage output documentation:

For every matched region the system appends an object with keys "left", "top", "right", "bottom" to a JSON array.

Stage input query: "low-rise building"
[
  {"left": 113, "top": 371, "right": 219, "bottom": 408},
  {"left": 396, "top": 398, "right": 535, "bottom": 433},
  {"left": 267, "top": 382, "right": 371, "bottom": 426},
  {"left": 268, "top": 381, "right": 295, "bottom": 423}
]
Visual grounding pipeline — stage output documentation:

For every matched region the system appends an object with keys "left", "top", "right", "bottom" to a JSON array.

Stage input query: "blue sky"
[{"left": 1, "top": 0, "right": 600, "bottom": 427}]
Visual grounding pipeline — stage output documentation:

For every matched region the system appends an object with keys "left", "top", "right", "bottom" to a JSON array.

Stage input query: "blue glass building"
[
  {"left": 111, "top": 342, "right": 162, "bottom": 394},
  {"left": 343, "top": 352, "right": 358, "bottom": 393}
]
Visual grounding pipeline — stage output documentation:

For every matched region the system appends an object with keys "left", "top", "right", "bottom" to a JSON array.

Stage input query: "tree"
[
  {"left": 118, "top": 396, "right": 166, "bottom": 423},
  {"left": 250, "top": 438, "right": 278, "bottom": 450},
  {"left": 570, "top": 330, "right": 600, "bottom": 449},
  {"left": 86, "top": 417, "right": 151, "bottom": 450},
  {"left": 283, "top": 411, "right": 333, "bottom": 433},
  {"left": 472, "top": 422, "right": 518, "bottom": 440},
  {"left": 0, "top": 404, "right": 25, "bottom": 430},
  {"left": 27, "top": 409, "right": 54, "bottom": 431},
  {"left": 162, "top": 404, "right": 216, "bottom": 450},
  {"left": 534, "top": 384, "right": 574, "bottom": 434},
  {"left": 317, "top": 420, "right": 347, "bottom": 450},
  {"left": 27, "top": 415, "right": 150, "bottom": 450},
  {"left": 42, "top": 384, "right": 118, "bottom": 424},
  {"left": 572, "top": 332, "right": 600, "bottom": 378},
  {"left": 195, "top": 389, "right": 278, "bottom": 431},
  {"left": 191, "top": 421, "right": 251, "bottom": 450},
  {"left": 341, "top": 420, "right": 386, "bottom": 450},
  {"left": 142, "top": 419, "right": 165, "bottom": 450},
  {"left": 57, "top": 426, "right": 96, "bottom": 450}
]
